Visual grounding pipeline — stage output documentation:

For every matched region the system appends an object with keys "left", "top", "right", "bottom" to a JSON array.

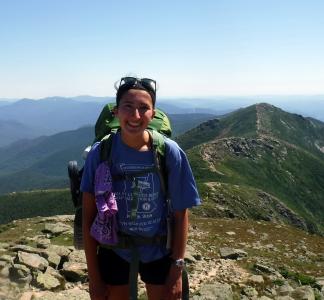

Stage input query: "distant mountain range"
[
  {"left": 176, "top": 103, "right": 324, "bottom": 234},
  {"left": 0, "top": 112, "right": 214, "bottom": 195},
  {"left": 1, "top": 95, "right": 324, "bottom": 147},
  {"left": 0, "top": 96, "right": 216, "bottom": 147}
]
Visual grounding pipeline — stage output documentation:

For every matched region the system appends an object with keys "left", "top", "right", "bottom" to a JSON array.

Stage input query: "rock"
[
  {"left": 291, "top": 286, "right": 315, "bottom": 300},
  {"left": 36, "top": 272, "right": 62, "bottom": 290},
  {"left": 36, "top": 237, "right": 51, "bottom": 249},
  {"left": 0, "top": 265, "right": 10, "bottom": 277},
  {"left": 43, "top": 223, "right": 72, "bottom": 236},
  {"left": 277, "top": 283, "right": 294, "bottom": 296},
  {"left": 241, "top": 286, "right": 258, "bottom": 298},
  {"left": 316, "top": 277, "right": 324, "bottom": 290},
  {"left": 39, "top": 215, "right": 74, "bottom": 223},
  {"left": 9, "top": 264, "right": 32, "bottom": 283},
  {"left": 15, "top": 251, "right": 49, "bottom": 271},
  {"left": 67, "top": 250, "right": 86, "bottom": 264},
  {"left": 219, "top": 247, "right": 248, "bottom": 260},
  {"left": 254, "top": 263, "right": 276, "bottom": 274},
  {"left": 0, "top": 242, "right": 10, "bottom": 250},
  {"left": 45, "top": 266, "right": 65, "bottom": 280},
  {"left": 47, "top": 245, "right": 72, "bottom": 258},
  {"left": 0, "top": 254, "right": 14, "bottom": 264},
  {"left": 192, "top": 282, "right": 233, "bottom": 300},
  {"left": 41, "top": 251, "right": 61, "bottom": 269},
  {"left": 185, "top": 252, "right": 197, "bottom": 264},
  {"left": 186, "top": 244, "right": 199, "bottom": 263},
  {"left": 226, "top": 231, "right": 236, "bottom": 236},
  {"left": 248, "top": 274, "right": 264, "bottom": 284},
  {"left": 11, "top": 244, "right": 43, "bottom": 255},
  {"left": 60, "top": 262, "right": 88, "bottom": 282}
]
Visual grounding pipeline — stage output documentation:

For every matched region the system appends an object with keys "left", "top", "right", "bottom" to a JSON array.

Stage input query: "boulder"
[
  {"left": 0, "top": 254, "right": 14, "bottom": 264},
  {"left": 9, "top": 263, "right": 32, "bottom": 283},
  {"left": 192, "top": 282, "right": 233, "bottom": 300},
  {"left": 36, "top": 272, "right": 62, "bottom": 290},
  {"left": 0, "top": 264, "right": 10, "bottom": 277},
  {"left": 219, "top": 247, "right": 248, "bottom": 260},
  {"left": 60, "top": 262, "right": 88, "bottom": 282},
  {"left": 291, "top": 286, "right": 315, "bottom": 300},
  {"left": 67, "top": 250, "right": 86, "bottom": 264},
  {"left": 11, "top": 244, "right": 43, "bottom": 255},
  {"left": 248, "top": 274, "right": 264, "bottom": 284},
  {"left": 36, "top": 237, "right": 51, "bottom": 249},
  {"left": 241, "top": 286, "right": 258, "bottom": 298},
  {"left": 46, "top": 245, "right": 72, "bottom": 258},
  {"left": 43, "top": 223, "right": 73, "bottom": 236},
  {"left": 277, "top": 283, "right": 294, "bottom": 296},
  {"left": 41, "top": 251, "right": 61, "bottom": 269},
  {"left": 15, "top": 251, "right": 48, "bottom": 271},
  {"left": 0, "top": 242, "right": 10, "bottom": 250}
]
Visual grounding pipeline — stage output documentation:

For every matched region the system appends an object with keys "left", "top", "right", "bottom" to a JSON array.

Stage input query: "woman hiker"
[{"left": 80, "top": 76, "right": 201, "bottom": 300}]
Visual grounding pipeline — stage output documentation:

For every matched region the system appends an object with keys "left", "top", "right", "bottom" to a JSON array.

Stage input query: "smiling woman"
[{"left": 80, "top": 76, "right": 201, "bottom": 300}]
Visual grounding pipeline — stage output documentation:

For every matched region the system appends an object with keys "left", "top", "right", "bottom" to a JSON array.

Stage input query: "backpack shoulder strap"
[
  {"left": 147, "top": 130, "right": 168, "bottom": 196},
  {"left": 149, "top": 129, "right": 166, "bottom": 156},
  {"left": 99, "top": 130, "right": 117, "bottom": 164}
]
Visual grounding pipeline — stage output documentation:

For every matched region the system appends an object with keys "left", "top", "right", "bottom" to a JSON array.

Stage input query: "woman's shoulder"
[
  {"left": 85, "top": 141, "right": 101, "bottom": 163},
  {"left": 163, "top": 137, "right": 188, "bottom": 163},
  {"left": 164, "top": 137, "right": 182, "bottom": 154}
]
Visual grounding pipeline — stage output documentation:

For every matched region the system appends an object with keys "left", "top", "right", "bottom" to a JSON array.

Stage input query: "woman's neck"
[{"left": 120, "top": 130, "right": 151, "bottom": 151}]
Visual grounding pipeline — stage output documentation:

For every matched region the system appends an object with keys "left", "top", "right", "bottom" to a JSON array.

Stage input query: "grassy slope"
[
  {"left": 189, "top": 139, "right": 324, "bottom": 233},
  {"left": 181, "top": 104, "right": 324, "bottom": 233}
]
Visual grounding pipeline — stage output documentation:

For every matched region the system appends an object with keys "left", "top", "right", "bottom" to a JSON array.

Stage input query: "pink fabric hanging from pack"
[{"left": 90, "top": 161, "right": 118, "bottom": 245}]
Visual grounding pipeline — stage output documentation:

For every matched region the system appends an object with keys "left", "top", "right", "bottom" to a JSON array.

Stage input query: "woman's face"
[{"left": 114, "top": 89, "right": 155, "bottom": 138}]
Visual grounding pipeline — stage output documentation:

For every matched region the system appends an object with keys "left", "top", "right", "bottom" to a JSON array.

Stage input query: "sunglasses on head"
[{"left": 115, "top": 77, "right": 157, "bottom": 94}]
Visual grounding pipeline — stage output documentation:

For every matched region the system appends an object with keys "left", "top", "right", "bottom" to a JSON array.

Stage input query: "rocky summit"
[{"left": 0, "top": 215, "right": 323, "bottom": 300}]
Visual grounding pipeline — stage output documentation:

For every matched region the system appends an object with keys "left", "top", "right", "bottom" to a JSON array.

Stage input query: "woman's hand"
[
  {"left": 89, "top": 278, "right": 109, "bottom": 300},
  {"left": 163, "top": 264, "right": 183, "bottom": 300}
]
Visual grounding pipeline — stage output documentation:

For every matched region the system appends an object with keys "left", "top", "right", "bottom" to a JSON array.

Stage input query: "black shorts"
[{"left": 97, "top": 247, "right": 172, "bottom": 285}]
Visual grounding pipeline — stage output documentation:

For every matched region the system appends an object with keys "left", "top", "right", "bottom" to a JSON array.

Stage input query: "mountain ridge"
[{"left": 176, "top": 103, "right": 324, "bottom": 234}]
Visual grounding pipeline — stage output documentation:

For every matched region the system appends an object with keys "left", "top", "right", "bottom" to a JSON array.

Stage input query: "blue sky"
[{"left": 1, "top": 0, "right": 324, "bottom": 99}]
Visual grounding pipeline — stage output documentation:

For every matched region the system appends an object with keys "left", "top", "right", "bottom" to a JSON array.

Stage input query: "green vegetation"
[
  {"left": 183, "top": 103, "right": 324, "bottom": 234},
  {"left": 0, "top": 189, "right": 74, "bottom": 225},
  {"left": 189, "top": 138, "right": 324, "bottom": 233},
  {"left": 279, "top": 267, "right": 317, "bottom": 286}
]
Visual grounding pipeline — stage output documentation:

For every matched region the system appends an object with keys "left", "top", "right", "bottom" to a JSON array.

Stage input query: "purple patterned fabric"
[{"left": 90, "top": 161, "right": 118, "bottom": 245}]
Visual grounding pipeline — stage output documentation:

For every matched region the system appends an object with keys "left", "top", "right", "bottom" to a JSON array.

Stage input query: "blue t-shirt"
[{"left": 81, "top": 132, "right": 201, "bottom": 262}]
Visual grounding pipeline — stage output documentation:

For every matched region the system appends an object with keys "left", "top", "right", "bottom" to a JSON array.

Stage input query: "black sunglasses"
[{"left": 115, "top": 77, "right": 157, "bottom": 94}]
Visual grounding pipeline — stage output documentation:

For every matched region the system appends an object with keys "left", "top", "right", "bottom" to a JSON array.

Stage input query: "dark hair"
[{"left": 116, "top": 82, "right": 156, "bottom": 107}]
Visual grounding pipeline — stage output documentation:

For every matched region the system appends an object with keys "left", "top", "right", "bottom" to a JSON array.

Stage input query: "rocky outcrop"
[{"left": 0, "top": 215, "right": 323, "bottom": 300}]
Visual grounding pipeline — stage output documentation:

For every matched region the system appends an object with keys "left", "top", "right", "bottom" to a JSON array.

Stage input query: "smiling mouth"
[{"left": 127, "top": 121, "right": 142, "bottom": 128}]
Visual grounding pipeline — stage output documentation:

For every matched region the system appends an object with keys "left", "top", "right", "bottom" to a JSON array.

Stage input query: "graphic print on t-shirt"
[{"left": 119, "top": 163, "right": 158, "bottom": 217}]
